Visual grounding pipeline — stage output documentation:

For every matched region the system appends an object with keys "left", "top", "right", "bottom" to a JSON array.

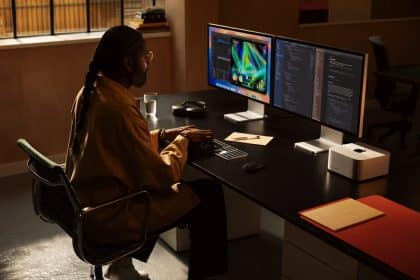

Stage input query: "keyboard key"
[{"left": 212, "top": 139, "right": 248, "bottom": 160}]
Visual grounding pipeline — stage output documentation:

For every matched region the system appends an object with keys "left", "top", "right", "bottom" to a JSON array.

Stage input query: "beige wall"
[
  {"left": 215, "top": 0, "right": 420, "bottom": 98},
  {"left": 3, "top": 0, "right": 420, "bottom": 166},
  {"left": 0, "top": 36, "right": 173, "bottom": 165},
  {"left": 217, "top": 0, "right": 420, "bottom": 66},
  {"left": 297, "top": 19, "right": 420, "bottom": 96},
  {"left": 371, "top": 0, "right": 420, "bottom": 19},
  {"left": 297, "top": 19, "right": 420, "bottom": 64},
  {"left": 219, "top": 0, "right": 299, "bottom": 36},
  {"left": 165, "top": 0, "right": 420, "bottom": 100},
  {"left": 166, "top": 0, "right": 187, "bottom": 92},
  {"left": 329, "top": 0, "right": 371, "bottom": 22},
  {"left": 166, "top": 0, "right": 219, "bottom": 92},
  {"left": 185, "top": 0, "right": 219, "bottom": 91},
  {"left": 170, "top": 0, "right": 299, "bottom": 92}
]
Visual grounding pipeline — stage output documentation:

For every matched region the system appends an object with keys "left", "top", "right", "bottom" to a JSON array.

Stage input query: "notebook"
[{"left": 300, "top": 198, "right": 384, "bottom": 231}]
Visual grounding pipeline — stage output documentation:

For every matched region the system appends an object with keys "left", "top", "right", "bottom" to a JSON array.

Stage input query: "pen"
[{"left": 232, "top": 136, "right": 261, "bottom": 141}]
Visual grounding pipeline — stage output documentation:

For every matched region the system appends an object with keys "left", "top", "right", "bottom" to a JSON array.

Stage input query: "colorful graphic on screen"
[
  {"left": 231, "top": 38, "right": 268, "bottom": 93},
  {"left": 208, "top": 25, "right": 272, "bottom": 104}
]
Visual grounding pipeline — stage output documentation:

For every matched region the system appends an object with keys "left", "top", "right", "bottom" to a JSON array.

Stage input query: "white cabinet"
[
  {"left": 282, "top": 222, "right": 389, "bottom": 280},
  {"left": 160, "top": 167, "right": 260, "bottom": 252}
]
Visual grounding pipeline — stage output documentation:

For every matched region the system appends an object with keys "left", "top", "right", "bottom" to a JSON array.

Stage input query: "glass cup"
[{"left": 143, "top": 92, "right": 158, "bottom": 117}]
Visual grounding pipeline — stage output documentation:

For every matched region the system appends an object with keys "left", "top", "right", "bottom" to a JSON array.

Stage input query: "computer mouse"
[{"left": 242, "top": 162, "right": 265, "bottom": 173}]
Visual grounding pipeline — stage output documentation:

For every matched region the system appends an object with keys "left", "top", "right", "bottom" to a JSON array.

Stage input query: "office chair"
[
  {"left": 17, "top": 138, "right": 152, "bottom": 280},
  {"left": 367, "top": 35, "right": 419, "bottom": 147}
]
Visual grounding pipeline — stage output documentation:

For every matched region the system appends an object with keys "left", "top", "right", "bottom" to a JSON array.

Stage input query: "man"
[{"left": 65, "top": 25, "right": 228, "bottom": 280}]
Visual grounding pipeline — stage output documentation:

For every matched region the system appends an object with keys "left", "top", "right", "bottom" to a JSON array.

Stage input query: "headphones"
[{"left": 172, "top": 100, "right": 207, "bottom": 118}]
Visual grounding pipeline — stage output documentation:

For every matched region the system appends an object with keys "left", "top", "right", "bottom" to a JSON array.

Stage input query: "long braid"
[
  {"left": 70, "top": 25, "right": 145, "bottom": 154},
  {"left": 72, "top": 60, "right": 99, "bottom": 154}
]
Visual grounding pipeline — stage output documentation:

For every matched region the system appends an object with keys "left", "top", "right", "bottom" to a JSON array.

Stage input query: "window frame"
[{"left": 2, "top": 0, "right": 126, "bottom": 39}]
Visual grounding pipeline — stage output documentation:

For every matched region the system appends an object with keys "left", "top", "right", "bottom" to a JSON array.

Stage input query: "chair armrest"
[
  {"left": 74, "top": 189, "right": 152, "bottom": 265},
  {"left": 81, "top": 190, "right": 151, "bottom": 215}
]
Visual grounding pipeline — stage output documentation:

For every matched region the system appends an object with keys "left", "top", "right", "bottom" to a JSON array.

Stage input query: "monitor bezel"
[
  {"left": 207, "top": 23, "right": 275, "bottom": 106},
  {"left": 271, "top": 35, "right": 368, "bottom": 138}
]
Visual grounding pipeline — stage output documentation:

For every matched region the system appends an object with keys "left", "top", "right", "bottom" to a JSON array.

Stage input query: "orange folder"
[{"left": 300, "top": 195, "right": 420, "bottom": 279}]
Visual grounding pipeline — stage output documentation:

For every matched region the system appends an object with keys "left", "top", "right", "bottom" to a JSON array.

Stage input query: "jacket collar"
[{"left": 97, "top": 75, "right": 137, "bottom": 107}]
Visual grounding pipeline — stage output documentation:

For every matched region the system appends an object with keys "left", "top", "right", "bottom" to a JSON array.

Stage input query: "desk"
[{"left": 146, "top": 89, "right": 420, "bottom": 279}]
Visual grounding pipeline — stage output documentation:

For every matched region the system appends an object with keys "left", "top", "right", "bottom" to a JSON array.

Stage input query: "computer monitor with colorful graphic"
[{"left": 208, "top": 24, "right": 273, "bottom": 122}]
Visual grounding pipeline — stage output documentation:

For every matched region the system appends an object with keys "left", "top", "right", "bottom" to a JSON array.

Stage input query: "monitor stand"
[
  {"left": 224, "top": 99, "right": 266, "bottom": 122},
  {"left": 294, "top": 125, "right": 343, "bottom": 155}
]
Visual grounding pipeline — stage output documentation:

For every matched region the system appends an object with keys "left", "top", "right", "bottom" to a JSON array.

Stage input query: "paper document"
[
  {"left": 225, "top": 132, "right": 273, "bottom": 146},
  {"left": 300, "top": 198, "right": 384, "bottom": 231}
]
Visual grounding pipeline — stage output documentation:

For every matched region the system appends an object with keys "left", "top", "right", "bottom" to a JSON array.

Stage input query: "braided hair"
[{"left": 72, "top": 25, "right": 145, "bottom": 154}]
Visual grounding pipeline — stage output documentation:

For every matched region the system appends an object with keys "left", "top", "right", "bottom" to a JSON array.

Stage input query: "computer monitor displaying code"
[
  {"left": 208, "top": 24, "right": 273, "bottom": 105},
  {"left": 273, "top": 37, "right": 367, "bottom": 137}
]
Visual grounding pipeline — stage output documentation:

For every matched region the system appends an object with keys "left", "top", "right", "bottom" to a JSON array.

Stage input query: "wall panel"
[{"left": 0, "top": 36, "right": 173, "bottom": 165}]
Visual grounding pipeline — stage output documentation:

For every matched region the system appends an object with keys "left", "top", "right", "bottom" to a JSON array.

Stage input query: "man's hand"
[
  {"left": 163, "top": 125, "right": 196, "bottom": 141},
  {"left": 179, "top": 128, "right": 214, "bottom": 143}
]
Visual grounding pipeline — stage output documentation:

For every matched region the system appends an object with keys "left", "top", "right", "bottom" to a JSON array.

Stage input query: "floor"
[{"left": 0, "top": 173, "right": 283, "bottom": 280}]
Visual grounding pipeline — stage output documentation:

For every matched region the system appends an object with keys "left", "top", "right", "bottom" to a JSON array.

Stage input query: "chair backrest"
[
  {"left": 368, "top": 35, "right": 390, "bottom": 72},
  {"left": 368, "top": 35, "right": 395, "bottom": 107},
  {"left": 17, "top": 138, "right": 80, "bottom": 234},
  {"left": 17, "top": 139, "right": 81, "bottom": 218}
]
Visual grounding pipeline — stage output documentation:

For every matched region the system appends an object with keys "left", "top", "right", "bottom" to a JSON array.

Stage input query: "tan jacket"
[{"left": 65, "top": 76, "right": 199, "bottom": 246}]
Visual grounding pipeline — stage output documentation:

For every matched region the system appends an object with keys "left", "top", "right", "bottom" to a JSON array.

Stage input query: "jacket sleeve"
[
  {"left": 95, "top": 103, "right": 189, "bottom": 192},
  {"left": 149, "top": 129, "right": 159, "bottom": 152}
]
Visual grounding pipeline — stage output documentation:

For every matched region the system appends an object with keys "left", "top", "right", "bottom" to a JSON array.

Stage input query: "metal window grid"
[{"left": 0, "top": 0, "right": 145, "bottom": 39}]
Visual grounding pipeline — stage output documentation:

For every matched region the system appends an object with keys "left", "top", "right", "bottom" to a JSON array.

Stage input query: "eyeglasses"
[{"left": 142, "top": 50, "right": 154, "bottom": 64}]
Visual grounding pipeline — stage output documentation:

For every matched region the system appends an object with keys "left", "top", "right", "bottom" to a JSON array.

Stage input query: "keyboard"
[
  {"left": 188, "top": 138, "right": 248, "bottom": 160},
  {"left": 211, "top": 139, "right": 248, "bottom": 160}
]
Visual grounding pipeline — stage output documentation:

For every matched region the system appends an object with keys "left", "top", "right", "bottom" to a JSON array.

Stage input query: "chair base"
[{"left": 90, "top": 265, "right": 104, "bottom": 280}]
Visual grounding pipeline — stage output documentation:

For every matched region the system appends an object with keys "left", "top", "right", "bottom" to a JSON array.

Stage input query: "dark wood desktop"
[{"left": 145, "top": 89, "right": 420, "bottom": 280}]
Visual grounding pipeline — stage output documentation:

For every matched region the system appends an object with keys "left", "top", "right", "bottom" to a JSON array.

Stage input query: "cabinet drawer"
[
  {"left": 284, "top": 222, "right": 358, "bottom": 278},
  {"left": 358, "top": 263, "right": 389, "bottom": 280},
  {"left": 282, "top": 241, "right": 350, "bottom": 280}
]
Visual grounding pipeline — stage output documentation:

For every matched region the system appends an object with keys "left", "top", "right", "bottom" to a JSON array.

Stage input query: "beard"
[
  {"left": 132, "top": 66, "right": 148, "bottom": 87},
  {"left": 132, "top": 70, "right": 147, "bottom": 87}
]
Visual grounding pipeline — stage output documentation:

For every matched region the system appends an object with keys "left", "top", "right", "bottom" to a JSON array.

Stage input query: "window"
[{"left": 0, "top": 0, "right": 158, "bottom": 39}]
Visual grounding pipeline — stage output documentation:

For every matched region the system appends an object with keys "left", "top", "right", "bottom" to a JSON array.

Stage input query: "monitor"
[
  {"left": 273, "top": 36, "right": 368, "bottom": 154},
  {"left": 208, "top": 23, "right": 273, "bottom": 122}
]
